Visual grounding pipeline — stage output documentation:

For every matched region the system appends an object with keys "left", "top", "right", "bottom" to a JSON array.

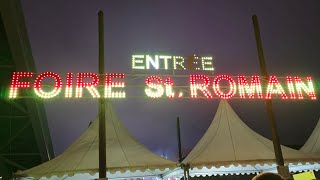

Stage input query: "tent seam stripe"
[
  {"left": 226, "top": 102, "right": 237, "bottom": 161},
  {"left": 109, "top": 104, "right": 131, "bottom": 166},
  {"left": 189, "top": 101, "right": 223, "bottom": 162},
  {"left": 74, "top": 135, "right": 98, "bottom": 170}
]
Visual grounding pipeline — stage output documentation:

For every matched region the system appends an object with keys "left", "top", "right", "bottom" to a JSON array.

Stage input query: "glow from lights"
[
  {"left": 237, "top": 75, "right": 263, "bottom": 98},
  {"left": 173, "top": 56, "right": 186, "bottom": 70},
  {"left": 146, "top": 55, "right": 159, "bottom": 69},
  {"left": 164, "top": 77, "right": 175, "bottom": 98},
  {"left": 286, "top": 76, "right": 296, "bottom": 99},
  {"left": 9, "top": 72, "right": 34, "bottom": 98},
  {"left": 265, "top": 76, "right": 288, "bottom": 99},
  {"left": 201, "top": 57, "right": 214, "bottom": 71},
  {"left": 105, "top": 73, "right": 126, "bottom": 98},
  {"left": 75, "top": 73, "right": 100, "bottom": 98},
  {"left": 294, "top": 76, "right": 316, "bottom": 100},
  {"left": 190, "top": 75, "right": 212, "bottom": 98},
  {"left": 33, "top": 72, "right": 62, "bottom": 98},
  {"left": 131, "top": 54, "right": 214, "bottom": 71},
  {"left": 7, "top": 72, "right": 317, "bottom": 100},
  {"left": 65, "top": 73, "right": 73, "bottom": 98},
  {"left": 187, "top": 55, "right": 197, "bottom": 70},
  {"left": 212, "top": 75, "right": 236, "bottom": 99},
  {"left": 145, "top": 76, "right": 164, "bottom": 98},
  {"left": 159, "top": 55, "right": 172, "bottom": 69},
  {"left": 132, "top": 55, "right": 145, "bottom": 69}
]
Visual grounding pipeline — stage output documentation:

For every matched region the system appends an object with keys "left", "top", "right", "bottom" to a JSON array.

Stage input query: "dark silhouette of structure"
[{"left": 0, "top": 0, "right": 54, "bottom": 179}]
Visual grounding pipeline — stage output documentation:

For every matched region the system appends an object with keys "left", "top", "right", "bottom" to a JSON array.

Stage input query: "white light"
[
  {"left": 173, "top": 56, "right": 186, "bottom": 70},
  {"left": 145, "top": 76, "right": 164, "bottom": 98},
  {"left": 201, "top": 57, "right": 214, "bottom": 71},
  {"left": 105, "top": 73, "right": 126, "bottom": 98},
  {"left": 159, "top": 55, "right": 172, "bottom": 69},
  {"left": 146, "top": 55, "right": 160, "bottom": 69},
  {"left": 132, "top": 55, "right": 145, "bottom": 69}
]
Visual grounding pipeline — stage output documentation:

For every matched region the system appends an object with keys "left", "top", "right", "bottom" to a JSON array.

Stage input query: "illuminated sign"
[
  {"left": 8, "top": 71, "right": 317, "bottom": 100},
  {"left": 132, "top": 54, "right": 214, "bottom": 71}
]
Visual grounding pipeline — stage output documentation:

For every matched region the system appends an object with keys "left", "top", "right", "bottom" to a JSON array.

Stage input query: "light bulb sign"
[
  {"left": 7, "top": 54, "right": 318, "bottom": 100},
  {"left": 132, "top": 54, "right": 214, "bottom": 71}
]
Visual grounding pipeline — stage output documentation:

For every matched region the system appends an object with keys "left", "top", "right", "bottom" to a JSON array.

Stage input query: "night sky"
[{"left": 21, "top": 1, "right": 320, "bottom": 161}]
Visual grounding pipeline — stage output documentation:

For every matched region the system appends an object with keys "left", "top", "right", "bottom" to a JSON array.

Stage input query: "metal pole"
[
  {"left": 177, "top": 117, "right": 183, "bottom": 163},
  {"left": 187, "top": 167, "right": 191, "bottom": 180},
  {"left": 177, "top": 117, "right": 187, "bottom": 180},
  {"left": 183, "top": 166, "right": 187, "bottom": 180},
  {"left": 252, "top": 15, "right": 291, "bottom": 179},
  {"left": 98, "top": 10, "right": 107, "bottom": 179}
]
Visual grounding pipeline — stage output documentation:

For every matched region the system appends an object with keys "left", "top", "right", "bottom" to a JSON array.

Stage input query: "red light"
[
  {"left": 265, "top": 76, "right": 288, "bottom": 99},
  {"left": 189, "top": 75, "right": 212, "bottom": 98},
  {"left": 105, "top": 73, "right": 126, "bottom": 98},
  {"left": 145, "top": 76, "right": 164, "bottom": 98},
  {"left": 65, "top": 73, "right": 73, "bottom": 98},
  {"left": 286, "top": 76, "right": 296, "bottom": 99},
  {"left": 164, "top": 77, "right": 175, "bottom": 98},
  {"left": 294, "top": 76, "right": 316, "bottom": 100},
  {"left": 237, "top": 75, "right": 263, "bottom": 99},
  {"left": 76, "top": 73, "right": 100, "bottom": 98},
  {"left": 34, "top": 72, "right": 62, "bottom": 98},
  {"left": 212, "top": 75, "right": 236, "bottom": 99},
  {"left": 9, "top": 72, "right": 34, "bottom": 98}
]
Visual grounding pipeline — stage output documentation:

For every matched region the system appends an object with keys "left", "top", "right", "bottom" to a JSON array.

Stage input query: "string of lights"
[{"left": 8, "top": 71, "right": 317, "bottom": 100}]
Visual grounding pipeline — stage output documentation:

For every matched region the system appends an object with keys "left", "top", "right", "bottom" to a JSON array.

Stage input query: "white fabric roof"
[
  {"left": 178, "top": 100, "right": 320, "bottom": 176},
  {"left": 163, "top": 163, "right": 320, "bottom": 179},
  {"left": 16, "top": 101, "right": 177, "bottom": 179},
  {"left": 300, "top": 117, "right": 320, "bottom": 153}
]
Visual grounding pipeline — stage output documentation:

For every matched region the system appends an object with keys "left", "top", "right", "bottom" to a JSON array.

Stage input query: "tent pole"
[
  {"left": 252, "top": 14, "right": 292, "bottom": 179},
  {"left": 98, "top": 10, "right": 107, "bottom": 179},
  {"left": 183, "top": 166, "right": 187, "bottom": 180},
  {"left": 185, "top": 164, "right": 190, "bottom": 180},
  {"left": 178, "top": 117, "right": 187, "bottom": 180},
  {"left": 177, "top": 117, "right": 183, "bottom": 163}
]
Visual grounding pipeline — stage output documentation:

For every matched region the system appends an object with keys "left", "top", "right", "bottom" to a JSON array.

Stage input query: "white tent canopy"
[
  {"left": 300, "top": 117, "right": 320, "bottom": 153},
  {"left": 16, "top": 101, "right": 177, "bottom": 179},
  {"left": 165, "top": 100, "right": 320, "bottom": 178}
]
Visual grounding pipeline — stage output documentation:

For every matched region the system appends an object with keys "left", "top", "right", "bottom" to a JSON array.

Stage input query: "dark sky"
[{"left": 21, "top": 1, "right": 320, "bottom": 160}]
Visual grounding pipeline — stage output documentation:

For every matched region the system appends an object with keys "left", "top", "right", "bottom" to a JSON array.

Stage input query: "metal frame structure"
[{"left": 0, "top": 0, "right": 54, "bottom": 179}]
